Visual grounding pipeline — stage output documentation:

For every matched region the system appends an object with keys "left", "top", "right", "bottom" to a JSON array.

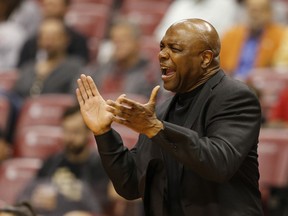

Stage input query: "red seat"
[
  {"left": 0, "top": 158, "right": 42, "bottom": 204},
  {"left": 15, "top": 94, "right": 75, "bottom": 129},
  {"left": 71, "top": 0, "right": 114, "bottom": 6},
  {"left": 246, "top": 68, "right": 288, "bottom": 116},
  {"left": 13, "top": 125, "right": 63, "bottom": 159},
  {"left": 120, "top": 1, "right": 170, "bottom": 36},
  {"left": 0, "top": 70, "right": 19, "bottom": 92},
  {"left": 65, "top": 3, "right": 111, "bottom": 39},
  {"left": 0, "top": 95, "right": 11, "bottom": 134},
  {"left": 258, "top": 128, "right": 288, "bottom": 202}
]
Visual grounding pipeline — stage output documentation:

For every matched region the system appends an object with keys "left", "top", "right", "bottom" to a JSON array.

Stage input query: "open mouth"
[
  {"left": 161, "top": 67, "right": 168, "bottom": 75},
  {"left": 161, "top": 67, "right": 175, "bottom": 76}
]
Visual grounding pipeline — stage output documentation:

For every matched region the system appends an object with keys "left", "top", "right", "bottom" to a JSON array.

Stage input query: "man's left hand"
[{"left": 107, "top": 86, "right": 163, "bottom": 138}]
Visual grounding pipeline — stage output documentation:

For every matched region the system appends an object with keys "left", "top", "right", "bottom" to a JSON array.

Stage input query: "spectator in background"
[
  {"left": 220, "top": 0, "right": 286, "bottom": 80},
  {"left": 17, "top": 0, "right": 89, "bottom": 67},
  {"left": 272, "top": 28, "right": 288, "bottom": 67},
  {"left": 12, "top": 18, "right": 83, "bottom": 101},
  {"left": 154, "top": 0, "right": 241, "bottom": 42},
  {"left": 87, "top": 18, "right": 160, "bottom": 99},
  {"left": 4, "top": 17, "right": 83, "bottom": 147},
  {"left": 0, "top": 0, "right": 26, "bottom": 70},
  {"left": 17, "top": 105, "right": 111, "bottom": 216},
  {"left": 266, "top": 87, "right": 288, "bottom": 128},
  {"left": 8, "top": 0, "right": 42, "bottom": 37},
  {"left": 0, "top": 128, "right": 10, "bottom": 164}
]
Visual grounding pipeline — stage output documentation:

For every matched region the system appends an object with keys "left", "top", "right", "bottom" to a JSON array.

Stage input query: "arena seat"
[
  {"left": 0, "top": 69, "right": 19, "bottom": 92},
  {"left": 13, "top": 125, "right": 63, "bottom": 159},
  {"left": 0, "top": 158, "right": 42, "bottom": 204},
  {"left": 258, "top": 127, "right": 288, "bottom": 202},
  {"left": 120, "top": 1, "right": 170, "bottom": 36},
  {"left": 246, "top": 68, "right": 288, "bottom": 116},
  {"left": 15, "top": 94, "right": 75, "bottom": 129},
  {"left": 65, "top": 3, "right": 111, "bottom": 39}
]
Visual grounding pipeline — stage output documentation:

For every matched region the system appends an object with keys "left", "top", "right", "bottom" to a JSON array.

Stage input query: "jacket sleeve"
[
  {"left": 95, "top": 129, "right": 140, "bottom": 200},
  {"left": 151, "top": 84, "right": 262, "bottom": 183}
]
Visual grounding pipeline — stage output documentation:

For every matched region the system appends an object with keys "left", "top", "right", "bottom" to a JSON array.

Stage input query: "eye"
[{"left": 171, "top": 46, "right": 181, "bottom": 52}]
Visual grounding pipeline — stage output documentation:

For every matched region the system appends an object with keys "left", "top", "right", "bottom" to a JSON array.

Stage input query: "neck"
[
  {"left": 118, "top": 53, "right": 139, "bottom": 69},
  {"left": 191, "top": 65, "right": 220, "bottom": 91},
  {"left": 66, "top": 147, "right": 90, "bottom": 163},
  {"left": 47, "top": 52, "right": 66, "bottom": 62}
]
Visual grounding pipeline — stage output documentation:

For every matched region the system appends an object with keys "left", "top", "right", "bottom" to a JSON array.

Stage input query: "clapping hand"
[
  {"left": 106, "top": 85, "right": 163, "bottom": 138},
  {"left": 76, "top": 74, "right": 114, "bottom": 135}
]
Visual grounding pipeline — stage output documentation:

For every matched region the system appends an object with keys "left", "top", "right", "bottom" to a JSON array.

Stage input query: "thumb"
[{"left": 148, "top": 85, "right": 160, "bottom": 106}]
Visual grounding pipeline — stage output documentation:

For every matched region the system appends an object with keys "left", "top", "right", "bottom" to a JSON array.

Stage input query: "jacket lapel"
[{"left": 183, "top": 70, "right": 226, "bottom": 129}]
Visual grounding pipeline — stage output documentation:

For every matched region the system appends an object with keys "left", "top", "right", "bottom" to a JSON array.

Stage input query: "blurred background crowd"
[{"left": 0, "top": 0, "right": 288, "bottom": 215}]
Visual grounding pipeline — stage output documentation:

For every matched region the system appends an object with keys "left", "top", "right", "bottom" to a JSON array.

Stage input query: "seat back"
[
  {"left": 13, "top": 125, "right": 63, "bottom": 159},
  {"left": 246, "top": 68, "right": 288, "bottom": 115},
  {"left": 258, "top": 128, "right": 288, "bottom": 187},
  {"left": 120, "top": 1, "right": 170, "bottom": 36},
  {"left": 0, "top": 70, "right": 19, "bottom": 92},
  {"left": 65, "top": 3, "right": 111, "bottom": 39},
  {"left": 0, "top": 158, "right": 42, "bottom": 204},
  {"left": 15, "top": 94, "right": 75, "bottom": 129}
]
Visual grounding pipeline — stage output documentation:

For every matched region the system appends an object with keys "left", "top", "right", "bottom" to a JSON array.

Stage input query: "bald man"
[{"left": 76, "top": 19, "right": 263, "bottom": 216}]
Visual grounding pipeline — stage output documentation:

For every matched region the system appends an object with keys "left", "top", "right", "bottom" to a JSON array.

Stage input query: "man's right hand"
[{"left": 76, "top": 74, "right": 114, "bottom": 135}]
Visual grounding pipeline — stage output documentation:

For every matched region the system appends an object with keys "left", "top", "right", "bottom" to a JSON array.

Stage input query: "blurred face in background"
[
  {"left": 62, "top": 112, "right": 90, "bottom": 156},
  {"left": 245, "top": 0, "right": 272, "bottom": 33},
  {"left": 42, "top": 0, "right": 69, "bottom": 19},
  {"left": 37, "top": 19, "right": 69, "bottom": 59},
  {"left": 110, "top": 23, "right": 140, "bottom": 64}
]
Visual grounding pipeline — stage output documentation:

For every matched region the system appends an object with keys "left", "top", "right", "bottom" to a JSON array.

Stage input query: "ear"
[{"left": 201, "top": 50, "right": 214, "bottom": 68}]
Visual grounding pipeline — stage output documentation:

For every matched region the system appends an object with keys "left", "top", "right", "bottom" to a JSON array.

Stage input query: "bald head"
[
  {"left": 170, "top": 19, "right": 221, "bottom": 59},
  {"left": 159, "top": 18, "right": 221, "bottom": 93}
]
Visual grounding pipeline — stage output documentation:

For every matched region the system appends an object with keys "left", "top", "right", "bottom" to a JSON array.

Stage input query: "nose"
[{"left": 158, "top": 48, "right": 169, "bottom": 61}]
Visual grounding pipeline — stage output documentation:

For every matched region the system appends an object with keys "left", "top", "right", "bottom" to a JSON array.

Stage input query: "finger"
[
  {"left": 81, "top": 74, "right": 93, "bottom": 98},
  {"left": 117, "top": 97, "right": 140, "bottom": 108},
  {"left": 112, "top": 115, "right": 130, "bottom": 126},
  {"left": 77, "top": 78, "right": 88, "bottom": 100},
  {"left": 148, "top": 85, "right": 160, "bottom": 105},
  {"left": 116, "top": 94, "right": 126, "bottom": 104},
  {"left": 106, "top": 104, "right": 117, "bottom": 115},
  {"left": 107, "top": 100, "right": 133, "bottom": 118},
  {"left": 87, "top": 76, "right": 101, "bottom": 97},
  {"left": 76, "top": 88, "right": 84, "bottom": 105}
]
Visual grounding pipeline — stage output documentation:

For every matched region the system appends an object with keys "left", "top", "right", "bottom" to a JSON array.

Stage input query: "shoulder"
[{"left": 214, "top": 73, "right": 258, "bottom": 99}]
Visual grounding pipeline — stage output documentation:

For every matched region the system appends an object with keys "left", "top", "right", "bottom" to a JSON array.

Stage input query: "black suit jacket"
[{"left": 96, "top": 70, "right": 263, "bottom": 216}]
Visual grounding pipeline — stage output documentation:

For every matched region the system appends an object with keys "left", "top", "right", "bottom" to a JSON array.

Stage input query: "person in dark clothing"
[
  {"left": 17, "top": 105, "right": 110, "bottom": 216},
  {"left": 17, "top": 0, "right": 89, "bottom": 67},
  {"left": 76, "top": 19, "right": 263, "bottom": 216}
]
